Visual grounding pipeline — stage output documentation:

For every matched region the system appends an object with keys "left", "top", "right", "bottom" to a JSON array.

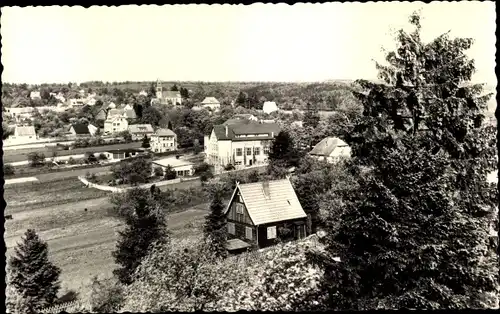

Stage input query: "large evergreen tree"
[
  {"left": 268, "top": 130, "right": 301, "bottom": 174},
  {"left": 203, "top": 189, "right": 228, "bottom": 258},
  {"left": 303, "top": 102, "right": 320, "bottom": 130},
  {"left": 112, "top": 189, "right": 170, "bottom": 285},
  {"left": 8, "top": 229, "right": 61, "bottom": 311},
  {"left": 312, "top": 12, "right": 498, "bottom": 310}
]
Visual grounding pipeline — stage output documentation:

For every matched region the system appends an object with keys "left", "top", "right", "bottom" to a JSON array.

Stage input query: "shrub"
[
  {"left": 98, "top": 153, "right": 108, "bottom": 160},
  {"left": 154, "top": 167, "right": 164, "bottom": 177},
  {"left": 4, "top": 164, "right": 15, "bottom": 176},
  {"left": 27, "top": 152, "right": 46, "bottom": 168}
]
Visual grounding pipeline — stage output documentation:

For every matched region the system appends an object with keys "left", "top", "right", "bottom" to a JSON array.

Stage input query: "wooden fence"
[
  {"left": 40, "top": 300, "right": 82, "bottom": 313},
  {"left": 78, "top": 176, "right": 200, "bottom": 193}
]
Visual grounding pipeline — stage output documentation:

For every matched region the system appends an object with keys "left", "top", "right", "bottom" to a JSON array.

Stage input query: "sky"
[{"left": 0, "top": 2, "right": 496, "bottom": 85}]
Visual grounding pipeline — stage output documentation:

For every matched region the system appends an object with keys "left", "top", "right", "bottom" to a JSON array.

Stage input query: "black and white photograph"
[{"left": 1, "top": 1, "right": 498, "bottom": 312}]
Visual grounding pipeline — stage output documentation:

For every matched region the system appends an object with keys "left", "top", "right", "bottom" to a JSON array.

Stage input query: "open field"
[
  {"left": 3, "top": 142, "right": 142, "bottom": 163},
  {"left": 6, "top": 163, "right": 113, "bottom": 180},
  {"left": 4, "top": 176, "right": 211, "bottom": 293}
]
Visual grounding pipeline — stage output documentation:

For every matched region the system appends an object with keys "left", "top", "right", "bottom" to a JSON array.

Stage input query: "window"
[
  {"left": 264, "top": 146, "right": 270, "bottom": 155},
  {"left": 245, "top": 227, "right": 253, "bottom": 240},
  {"left": 235, "top": 161, "right": 242, "bottom": 165},
  {"left": 253, "top": 147, "right": 260, "bottom": 155},
  {"left": 227, "top": 222, "right": 235, "bottom": 235},
  {"left": 246, "top": 148, "right": 252, "bottom": 156},
  {"left": 163, "top": 144, "right": 166, "bottom": 147},
  {"left": 267, "top": 226, "right": 277, "bottom": 239},
  {"left": 236, "top": 148, "right": 243, "bottom": 156},
  {"left": 235, "top": 203, "right": 244, "bottom": 214}
]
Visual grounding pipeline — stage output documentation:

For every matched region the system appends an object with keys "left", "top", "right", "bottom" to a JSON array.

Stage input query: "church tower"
[{"left": 156, "top": 79, "right": 163, "bottom": 99}]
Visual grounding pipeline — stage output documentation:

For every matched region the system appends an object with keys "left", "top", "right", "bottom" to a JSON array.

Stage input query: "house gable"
[{"left": 225, "top": 185, "right": 255, "bottom": 226}]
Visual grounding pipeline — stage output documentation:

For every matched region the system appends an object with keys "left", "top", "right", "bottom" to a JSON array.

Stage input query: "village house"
[
  {"left": 103, "top": 148, "right": 144, "bottom": 161},
  {"left": 128, "top": 124, "right": 155, "bottom": 141},
  {"left": 150, "top": 128, "right": 178, "bottom": 153},
  {"left": 30, "top": 91, "right": 41, "bottom": 100},
  {"left": 262, "top": 101, "right": 278, "bottom": 114},
  {"left": 106, "top": 108, "right": 137, "bottom": 121},
  {"left": 104, "top": 115, "right": 129, "bottom": 134},
  {"left": 68, "top": 98, "right": 86, "bottom": 108},
  {"left": 4, "top": 107, "right": 35, "bottom": 122},
  {"left": 139, "top": 90, "right": 148, "bottom": 97},
  {"left": 151, "top": 157, "right": 195, "bottom": 177},
  {"left": 309, "top": 137, "right": 351, "bottom": 163},
  {"left": 69, "top": 123, "right": 98, "bottom": 138},
  {"left": 6, "top": 125, "right": 38, "bottom": 145},
  {"left": 224, "top": 178, "right": 308, "bottom": 254},
  {"left": 201, "top": 97, "right": 221, "bottom": 111},
  {"left": 204, "top": 121, "right": 280, "bottom": 169}
]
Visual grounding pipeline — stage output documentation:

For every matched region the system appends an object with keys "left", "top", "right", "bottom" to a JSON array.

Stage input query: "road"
[{"left": 9, "top": 154, "right": 86, "bottom": 166}]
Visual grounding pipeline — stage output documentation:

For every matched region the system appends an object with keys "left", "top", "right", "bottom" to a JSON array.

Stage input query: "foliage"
[
  {"left": 3, "top": 122, "right": 14, "bottom": 139},
  {"left": 153, "top": 166, "right": 164, "bottom": 177},
  {"left": 27, "top": 152, "right": 46, "bottom": 167},
  {"left": 111, "top": 157, "right": 152, "bottom": 186},
  {"left": 268, "top": 130, "right": 301, "bottom": 175},
  {"left": 195, "top": 162, "right": 214, "bottom": 182},
  {"left": 98, "top": 153, "right": 107, "bottom": 160},
  {"left": 112, "top": 188, "right": 170, "bottom": 285},
  {"left": 203, "top": 188, "right": 228, "bottom": 258},
  {"left": 4, "top": 164, "right": 15, "bottom": 176},
  {"left": 141, "top": 135, "right": 150, "bottom": 148},
  {"left": 84, "top": 152, "right": 98, "bottom": 164},
  {"left": 163, "top": 165, "right": 177, "bottom": 180},
  {"left": 118, "top": 130, "right": 132, "bottom": 142},
  {"left": 8, "top": 229, "right": 61, "bottom": 311},
  {"left": 303, "top": 102, "right": 320, "bottom": 129},
  {"left": 313, "top": 12, "right": 499, "bottom": 310},
  {"left": 81, "top": 276, "right": 125, "bottom": 313}
]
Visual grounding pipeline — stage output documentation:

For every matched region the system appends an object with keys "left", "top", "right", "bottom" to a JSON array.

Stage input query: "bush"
[
  {"left": 163, "top": 165, "right": 177, "bottom": 180},
  {"left": 4, "top": 164, "right": 15, "bottom": 176},
  {"left": 27, "top": 152, "right": 46, "bottom": 168},
  {"left": 154, "top": 167, "right": 164, "bottom": 177},
  {"left": 98, "top": 153, "right": 108, "bottom": 160}
]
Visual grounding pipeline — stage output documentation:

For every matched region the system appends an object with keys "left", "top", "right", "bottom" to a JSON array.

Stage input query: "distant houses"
[
  {"left": 224, "top": 178, "right": 308, "bottom": 253},
  {"left": 155, "top": 81, "right": 182, "bottom": 105},
  {"left": 150, "top": 128, "right": 178, "bottom": 153},
  {"left": 201, "top": 97, "right": 221, "bottom": 111},
  {"left": 68, "top": 98, "right": 86, "bottom": 108},
  {"left": 309, "top": 137, "right": 351, "bottom": 163},
  {"left": 233, "top": 114, "right": 258, "bottom": 122},
  {"left": 151, "top": 157, "right": 195, "bottom": 177},
  {"left": 103, "top": 148, "right": 145, "bottom": 161},
  {"left": 139, "top": 90, "right": 148, "bottom": 97},
  {"left": 204, "top": 120, "right": 280, "bottom": 169},
  {"left": 4, "top": 107, "right": 35, "bottom": 122},
  {"left": 262, "top": 101, "right": 278, "bottom": 114},
  {"left": 128, "top": 124, "right": 154, "bottom": 141}
]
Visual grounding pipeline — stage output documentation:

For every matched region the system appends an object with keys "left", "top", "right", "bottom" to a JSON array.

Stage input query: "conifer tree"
[
  {"left": 8, "top": 229, "right": 61, "bottom": 311},
  {"left": 141, "top": 134, "right": 150, "bottom": 148},
  {"left": 268, "top": 130, "right": 301, "bottom": 173},
  {"left": 312, "top": 12, "right": 498, "bottom": 310},
  {"left": 203, "top": 189, "right": 228, "bottom": 258},
  {"left": 113, "top": 189, "right": 169, "bottom": 285}
]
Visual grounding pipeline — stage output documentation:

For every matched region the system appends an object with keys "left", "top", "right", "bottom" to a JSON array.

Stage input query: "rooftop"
[
  {"left": 71, "top": 123, "right": 90, "bottom": 134},
  {"left": 309, "top": 137, "right": 349, "bottom": 157},
  {"left": 226, "top": 178, "right": 307, "bottom": 226},
  {"left": 14, "top": 125, "right": 37, "bottom": 137},
  {"left": 128, "top": 124, "right": 154, "bottom": 133},
  {"left": 201, "top": 97, "right": 220, "bottom": 105},
  {"left": 152, "top": 157, "right": 194, "bottom": 168},
  {"left": 154, "top": 128, "right": 176, "bottom": 137},
  {"left": 226, "top": 238, "right": 252, "bottom": 251}
]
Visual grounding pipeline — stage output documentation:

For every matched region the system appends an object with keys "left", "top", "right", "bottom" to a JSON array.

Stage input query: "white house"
[
  {"left": 309, "top": 137, "right": 351, "bottom": 163},
  {"left": 6, "top": 125, "right": 38, "bottom": 145},
  {"left": 104, "top": 116, "right": 129, "bottom": 134},
  {"left": 262, "top": 101, "right": 278, "bottom": 114},
  {"left": 151, "top": 157, "right": 195, "bottom": 177},
  {"left": 139, "top": 90, "right": 148, "bottom": 97},
  {"left": 150, "top": 128, "right": 178, "bottom": 153},
  {"left": 201, "top": 97, "right": 221, "bottom": 111},
  {"left": 30, "top": 91, "right": 41, "bottom": 100},
  {"left": 204, "top": 121, "right": 281, "bottom": 169},
  {"left": 68, "top": 98, "right": 85, "bottom": 108}
]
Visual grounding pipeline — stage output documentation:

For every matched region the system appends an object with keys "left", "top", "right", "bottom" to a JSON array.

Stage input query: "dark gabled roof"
[
  {"left": 213, "top": 122, "right": 281, "bottom": 141},
  {"left": 71, "top": 123, "right": 90, "bottom": 134}
]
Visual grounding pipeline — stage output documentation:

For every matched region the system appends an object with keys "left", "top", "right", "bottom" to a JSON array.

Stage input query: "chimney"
[
  {"left": 262, "top": 181, "right": 270, "bottom": 199},
  {"left": 225, "top": 125, "right": 228, "bottom": 137}
]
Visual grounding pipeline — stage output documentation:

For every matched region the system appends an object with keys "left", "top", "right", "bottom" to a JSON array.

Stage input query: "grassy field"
[
  {"left": 3, "top": 142, "right": 143, "bottom": 163},
  {"left": 4, "top": 175, "right": 211, "bottom": 294}
]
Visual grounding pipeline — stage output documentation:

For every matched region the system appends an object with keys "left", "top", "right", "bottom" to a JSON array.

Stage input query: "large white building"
[
  {"left": 150, "top": 128, "right": 178, "bottom": 153},
  {"left": 262, "top": 101, "right": 278, "bottom": 114},
  {"left": 104, "top": 116, "right": 129, "bottom": 134},
  {"left": 204, "top": 121, "right": 281, "bottom": 169},
  {"left": 155, "top": 80, "right": 182, "bottom": 105},
  {"left": 5, "top": 126, "right": 38, "bottom": 145}
]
